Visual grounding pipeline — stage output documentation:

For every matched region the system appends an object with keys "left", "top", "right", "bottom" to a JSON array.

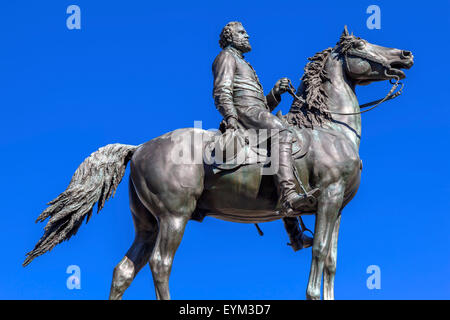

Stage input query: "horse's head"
[
  {"left": 339, "top": 26, "right": 414, "bottom": 85},
  {"left": 287, "top": 26, "right": 414, "bottom": 129}
]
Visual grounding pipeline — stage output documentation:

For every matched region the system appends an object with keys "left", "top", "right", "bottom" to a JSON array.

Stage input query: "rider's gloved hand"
[
  {"left": 273, "top": 77, "right": 291, "bottom": 95},
  {"left": 226, "top": 117, "right": 238, "bottom": 130}
]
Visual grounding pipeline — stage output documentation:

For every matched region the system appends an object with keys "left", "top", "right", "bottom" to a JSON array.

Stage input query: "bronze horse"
[{"left": 24, "top": 27, "right": 413, "bottom": 300}]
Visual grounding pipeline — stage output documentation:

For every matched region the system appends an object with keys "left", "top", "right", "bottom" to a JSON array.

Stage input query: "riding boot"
[
  {"left": 272, "top": 130, "right": 320, "bottom": 216},
  {"left": 283, "top": 217, "right": 314, "bottom": 251}
]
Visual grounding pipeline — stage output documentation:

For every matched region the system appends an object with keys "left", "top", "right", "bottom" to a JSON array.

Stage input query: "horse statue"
[{"left": 23, "top": 26, "right": 413, "bottom": 300}]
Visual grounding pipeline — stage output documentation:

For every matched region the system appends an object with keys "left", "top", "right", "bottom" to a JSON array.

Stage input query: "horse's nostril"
[{"left": 402, "top": 50, "right": 412, "bottom": 58}]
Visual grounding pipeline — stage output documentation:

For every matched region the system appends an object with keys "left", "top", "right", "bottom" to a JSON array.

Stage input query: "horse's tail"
[{"left": 23, "top": 143, "right": 140, "bottom": 267}]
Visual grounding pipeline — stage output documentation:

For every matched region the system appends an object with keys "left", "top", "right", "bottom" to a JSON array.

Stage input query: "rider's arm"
[
  {"left": 266, "top": 89, "right": 282, "bottom": 112},
  {"left": 212, "top": 51, "right": 238, "bottom": 121}
]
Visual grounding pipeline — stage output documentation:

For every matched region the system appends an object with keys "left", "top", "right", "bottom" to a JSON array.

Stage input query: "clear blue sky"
[{"left": 1, "top": 0, "right": 449, "bottom": 299}]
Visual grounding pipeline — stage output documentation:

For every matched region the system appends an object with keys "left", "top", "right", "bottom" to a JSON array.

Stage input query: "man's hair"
[{"left": 219, "top": 21, "right": 242, "bottom": 49}]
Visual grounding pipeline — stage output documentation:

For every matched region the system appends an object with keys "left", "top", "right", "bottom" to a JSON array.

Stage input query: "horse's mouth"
[{"left": 387, "top": 59, "right": 414, "bottom": 79}]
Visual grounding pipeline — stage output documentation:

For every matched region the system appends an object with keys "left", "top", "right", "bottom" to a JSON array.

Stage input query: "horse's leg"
[
  {"left": 109, "top": 179, "right": 158, "bottom": 300},
  {"left": 109, "top": 233, "right": 156, "bottom": 300},
  {"left": 128, "top": 129, "right": 205, "bottom": 299},
  {"left": 149, "top": 214, "right": 189, "bottom": 300},
  {"left": 306, "top": 182, "right": 344, "bottom": 300},
  {"left": 323, "top": 214, "right": 341, "bottom": 300}
]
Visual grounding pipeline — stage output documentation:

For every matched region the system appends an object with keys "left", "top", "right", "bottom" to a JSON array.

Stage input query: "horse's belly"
[{"left": 196, "top": 164, "right": 282, "bottom": 222}]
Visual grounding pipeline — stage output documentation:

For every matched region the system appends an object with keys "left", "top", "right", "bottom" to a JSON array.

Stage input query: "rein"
[{"left": 287, "top": 49, "right": 405, "bottom": 116}]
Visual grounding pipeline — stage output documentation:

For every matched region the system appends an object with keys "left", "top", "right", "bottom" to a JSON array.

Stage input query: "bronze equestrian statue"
[{"left": 23, "top": 24, "right": 413, "bottom": 300}]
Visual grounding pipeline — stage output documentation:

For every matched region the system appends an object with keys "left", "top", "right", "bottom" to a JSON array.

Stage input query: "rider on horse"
[{"left": 212, "top": 21, "right": 320, "bottom": 217}]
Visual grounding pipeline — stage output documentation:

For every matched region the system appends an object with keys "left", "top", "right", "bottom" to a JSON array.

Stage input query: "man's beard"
[{"left": 232, "top": 39, "right": 252, "bottom": 53}]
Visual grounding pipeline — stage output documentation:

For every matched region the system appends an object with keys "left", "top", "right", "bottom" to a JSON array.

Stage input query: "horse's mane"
[
  {"left": 286, "top": 47, "right": 333, "bottom": 127},
  {"left": 286, "top": 33, "right": 357, "bottom": 128}
]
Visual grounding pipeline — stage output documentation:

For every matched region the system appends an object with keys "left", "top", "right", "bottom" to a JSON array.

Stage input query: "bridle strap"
[
  {"left": 287, "top": 48, "right": 405, "bottom": 116},
  {"left": 329, "top": 49, "right": 403, "bottom": 115},
  {"left": 358, "top": 76, "right": 404, "bottom": 110},
  {"left": 324, "top": 73, "right": 403, "bottom": 116},
  {"left": 345, "top": 49, "right": 392, "bottom": 69}
]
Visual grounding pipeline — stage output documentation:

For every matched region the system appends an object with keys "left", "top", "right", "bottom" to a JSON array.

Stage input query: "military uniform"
[
  {"left": 212, "top": 46, "right": 285, "bottom": 130},
  {"left": 212, "top": 45, "right": 319, "bottom": 214}
]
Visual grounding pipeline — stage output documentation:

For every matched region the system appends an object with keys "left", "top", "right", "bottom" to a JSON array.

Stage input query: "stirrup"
[{"left": 288, "top": 188, "right": 321, "bottom": 211}]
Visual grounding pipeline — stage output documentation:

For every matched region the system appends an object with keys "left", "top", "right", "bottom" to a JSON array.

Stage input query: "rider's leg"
[
  {"left": 272, "top": 128, "right": 320, "bottom": 215},
  {"left": 283, "top": 217, "right": 313, "bottom": 251},
  {"left": 237, "top": 106, "right": 320, "bottom": 215},
  {"left": 273, "top": 129, "right": 297, "bottom": 209}
]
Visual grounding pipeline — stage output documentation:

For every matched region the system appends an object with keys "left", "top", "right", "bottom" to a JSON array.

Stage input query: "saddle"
[{"left": 204, "top": 112, "right": 309, "bottom": 173}]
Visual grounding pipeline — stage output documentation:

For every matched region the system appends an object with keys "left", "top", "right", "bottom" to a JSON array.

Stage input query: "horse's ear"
[{"left": 342, "top": 25, "right": 349, "bottom": 37}]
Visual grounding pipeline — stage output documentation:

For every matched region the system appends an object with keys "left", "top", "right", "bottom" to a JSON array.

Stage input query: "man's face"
[{"left": 231, "top": 24, "right": 251, "bottom": 53}]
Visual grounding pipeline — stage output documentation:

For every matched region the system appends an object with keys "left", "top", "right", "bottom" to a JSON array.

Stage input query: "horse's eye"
[{"left": 355, "top": 41, "right": 365, "bottom": 50}]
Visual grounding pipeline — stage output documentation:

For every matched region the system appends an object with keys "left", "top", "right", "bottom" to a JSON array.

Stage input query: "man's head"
[{"left": 219, "top": 21, "right": 251, "bottom": 53}]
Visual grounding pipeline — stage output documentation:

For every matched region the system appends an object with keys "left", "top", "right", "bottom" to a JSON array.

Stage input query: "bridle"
[{"left": 287, "top": 48, "right": 404, "bottom": 116}]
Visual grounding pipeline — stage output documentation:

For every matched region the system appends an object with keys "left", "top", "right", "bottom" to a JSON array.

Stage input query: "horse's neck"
[{"left": 323, "top": 53, "right": 362, "bottom": 149}]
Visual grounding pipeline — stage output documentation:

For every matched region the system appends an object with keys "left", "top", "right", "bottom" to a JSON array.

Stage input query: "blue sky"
[{"left": 1, "top": 1, "right": 449, "bottom": 299}]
